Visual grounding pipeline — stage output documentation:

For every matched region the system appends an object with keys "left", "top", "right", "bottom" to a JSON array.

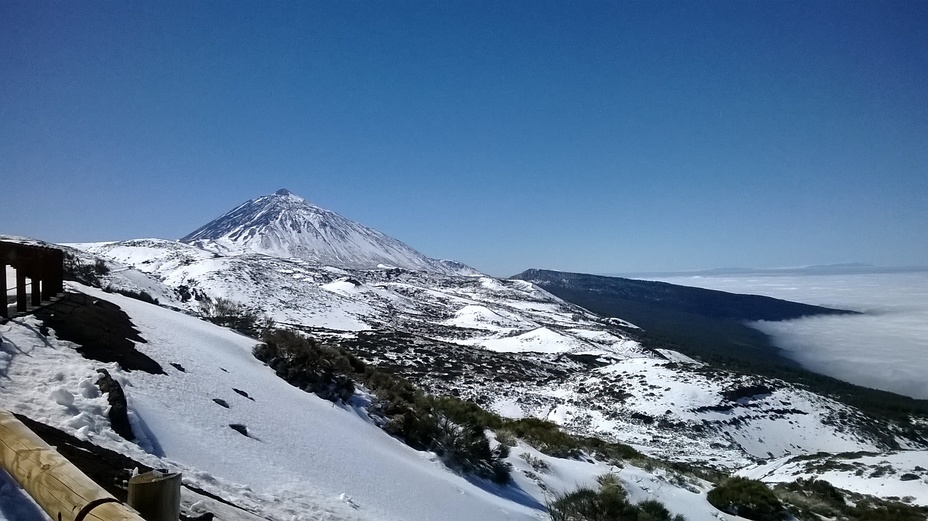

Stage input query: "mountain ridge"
[{"left": 181, "top": 189, "right": 478, "bottom": 275}]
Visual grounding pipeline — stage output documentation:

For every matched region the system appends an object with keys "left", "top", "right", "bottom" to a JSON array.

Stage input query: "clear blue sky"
[{"left": 2, "top": 1, "right": 926, "bottom": 277}]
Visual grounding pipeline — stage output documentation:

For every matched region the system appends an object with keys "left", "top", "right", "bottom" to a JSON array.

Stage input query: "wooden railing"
[
  {"left": 0, "top": 409, "right": 146, "bottom": 521},
  {"left": 1, "top": 241, "right": 64, "bottom": 318}
]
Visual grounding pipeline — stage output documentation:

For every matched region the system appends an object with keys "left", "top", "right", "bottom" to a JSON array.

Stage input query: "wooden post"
[
  {"left": 1, "top": 261, "right": 7, "bottom": 318},
  {"left": 54, "top": 248, "right": 65, "bottom": 294},
  {"left": 128, "top": 471, "right": 182, "bottom": 521},
  {"left": 16, "top": 267, "right": 27, "bottom": 312},
  {"left": 0, "top": 409, "right": 147, "bottom": 521},
  {"left": 41, "top": 251, "right": 53, "bottom": 300},
  {"left": 31, "top": 274, "right": 42, "bottom": 307}
]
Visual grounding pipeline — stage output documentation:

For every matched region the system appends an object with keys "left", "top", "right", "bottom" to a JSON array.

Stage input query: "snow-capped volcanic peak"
[{"left": 181, "top": 189, "right": 476, "bottom": 274}]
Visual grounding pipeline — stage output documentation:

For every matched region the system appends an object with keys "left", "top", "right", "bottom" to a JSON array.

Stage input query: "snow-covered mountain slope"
[
  {"left": 180, "top": 189, "right": 477, "bottom": 275},
  {"left": 0, "top": 284, "right": 743, "bottom": 521},
  {"left": 65, "top": 238, "right": 925, "bottom": 473},
  {"left": 739, "top": 449, "right": 928, "bottom": 506}
]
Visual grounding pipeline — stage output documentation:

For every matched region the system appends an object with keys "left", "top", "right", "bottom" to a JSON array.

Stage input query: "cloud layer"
[{"left": 658, "top": 271, "right": 928, "bottom": 399}]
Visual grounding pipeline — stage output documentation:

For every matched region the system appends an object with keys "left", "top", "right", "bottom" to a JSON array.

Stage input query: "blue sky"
[{"left": 2, "top": 1, "right": 926, "bottom": 277}]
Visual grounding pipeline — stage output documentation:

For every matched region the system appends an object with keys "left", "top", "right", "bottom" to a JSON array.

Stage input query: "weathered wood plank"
[
  {"left": 128, "top": 471, "right": 182, "bottom": 521},
  {"left": 0, "top": 409, "right": 146, "bottom": 521},
  {"left": 16, "top": 268, "right": 27, "bottom": 312},
  {"left": 1, "top": 261, "right": 8, "bottom": 318}
]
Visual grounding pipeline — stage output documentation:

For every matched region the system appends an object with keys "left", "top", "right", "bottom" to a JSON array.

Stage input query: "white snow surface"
[
  {"left": 0, "top": 284, "right": 739, "bottom": 521},
  {"left": 1, "top": 286, "right": 532, "bottom": 520},
  {"left": 60, "top": 237, "right": 915, "bottom": 469},
  {"left": 740, "top": 450, "right": 928, "bottom": 506}
]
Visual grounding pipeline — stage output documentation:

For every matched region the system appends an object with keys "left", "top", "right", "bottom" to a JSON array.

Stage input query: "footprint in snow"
[
  {"left": 170, "top": 363, "right": 186, "bottom": 372},
  {"left": 339, "top": 493, "right": 360, "bottom": 509},
  {"left": 232, "top": 388, "right": 254, "bottom": 401},
  {"left": 228, "top": 424, "right": 250, "bottom": 437},
  {"left": 212, "top": 398, "right": 229, "bottom": 408}
]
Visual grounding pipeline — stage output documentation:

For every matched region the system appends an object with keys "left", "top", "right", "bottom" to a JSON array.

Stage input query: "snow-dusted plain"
[
  {"left": 655, "top": 270, "right": 928, "bottom": 399},
  {"left": 0, "top": 283, "right": 739, "bottom": 521}
]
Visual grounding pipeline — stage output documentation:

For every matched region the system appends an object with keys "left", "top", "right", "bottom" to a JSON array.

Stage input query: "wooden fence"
[
  {"left": 0, "top": 409, "right": 147, "bottom": 521},
  {"left": 1, "top": 241, "right": 64, "bottom": 318}
]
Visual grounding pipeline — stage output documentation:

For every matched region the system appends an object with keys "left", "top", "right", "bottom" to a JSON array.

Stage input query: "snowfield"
[
  {"left": 739, "top": 450, "right": 928, "bottom": 506},
  {"left": 5, "top": 207, "right": 928, "bottom": 519},
  {"left": 59, "top": 236, "right": 925, "bottom": 471},
  {"left": 0, "top": 284, "right": 743, "bottom": 521}
]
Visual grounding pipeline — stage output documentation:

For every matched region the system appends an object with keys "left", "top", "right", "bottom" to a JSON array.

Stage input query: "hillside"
[
  {"left": 510, "top": 269, "right": 928, "bottom": 422},
  {"left": 5, "top": 188, "right": 928, "bottom": 520},
  {"left": 0, "top": 283, "right": 743, "bottom": 521}
]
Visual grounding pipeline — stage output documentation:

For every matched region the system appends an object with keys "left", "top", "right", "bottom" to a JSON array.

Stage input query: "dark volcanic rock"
[{"left": 96, "top": 368, "right": 135, "bottom": 441}]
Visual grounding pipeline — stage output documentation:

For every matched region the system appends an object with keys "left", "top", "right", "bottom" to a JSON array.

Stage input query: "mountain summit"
[{"left": 181, "top": 189, "right": 476, "bottom": 274}]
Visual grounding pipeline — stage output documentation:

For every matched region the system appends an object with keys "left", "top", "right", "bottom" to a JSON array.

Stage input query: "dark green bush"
[
  {"left": 849, "top": 500, "right": 928, "bottom": 521},
  {"left": 707, "top": 477, "right": 786, "bottom": 521},
  {"left": 774, "top": 477, "right": 928, "bottom": 521},
  {"left": 201, "top": 297, "right": 266, "bottom": 336},
  {"left": 104, "top": 286, "right": 159, "bottom": 305},
  {"left": 500, "top": 418, "right": 582, "bottom": 458},
  {"left": 63, "top": 253, "right": 109, "bottom": 286},
  {"left": 547, "top": 474, "right": 684, "bottom": 521},
  {"left": 433, "top": 416, "right": 511, "bottom": 483},
  {"left": 256, "top": 329, "right": 358, "bottom": 402},
  {"left": 579, "top": 436, "right": 643, "bottom": 462}
]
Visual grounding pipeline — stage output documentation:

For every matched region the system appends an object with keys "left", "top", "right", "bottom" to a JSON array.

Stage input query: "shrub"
[
  {"left": 520, "top": 452, "right": 550, "bottom": 473},
  {"left": 548, "top": 487, "right": 607, "bottom": 521},
  {"left": 94, "top": 259, "right": 110, "bottom": 276},
  {"left": 707, "top": 477, "right": 786, "bottom": 521},
  {"left": 500, "top": 418, "right": 582, "bottom": 458},
  {"left": 775, "top": 478, "right": 928, "bottom": 521},
  {"left": 547, "top": 474, "right": 683, "bottom": 521},
  {"left": 201, "top": 297, "right": 265, "bottom": 336},
  {"left": 256, "top": 329, "right": 359, "bottom": 403},
  {"left": 496, "top": 429, "right": 517, "bottom": 447},
  {"left": 638, "top": 499, "right": 673, "bottom": 521},
  {"left": 433, "top": 416, "right": 510, "bottom": 483},
  {"left": 849, "top": 500, "right": 928, "bottom": 521},
  {"left": 431, "top": 395, "right": 503, "bottom": 430},
  {"left": 579, "top": 436, "right": 643, "bottom": 462},
  {"left": 63, "top": 253, "right": 109, "bottom": 286},
  {"left": 104, "top": 286, "right": 159, "bottom": 305}
]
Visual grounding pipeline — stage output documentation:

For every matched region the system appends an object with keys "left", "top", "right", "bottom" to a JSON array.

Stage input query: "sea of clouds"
[{"left": 656, "top": 270, "right": 928, "bottom": 400}]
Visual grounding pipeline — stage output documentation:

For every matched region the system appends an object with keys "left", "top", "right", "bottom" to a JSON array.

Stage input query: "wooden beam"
[
  {"left": 41, "top": 252, "right": 53, "bottom": 300},
  {"left": 16, "top": 267, "right": 27, "bottom": 312},
  {"left": 0, "top": 410, "right": 147, "bottom": 521},
  {"left": 54, "top": 248, "right": 65, "bottom": 294},
  {"left": 1, "top": 261, "right": 7, "bottom": 318},
  {"left": 31, "top": 275, "right": 42, "bottom": 307}
]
